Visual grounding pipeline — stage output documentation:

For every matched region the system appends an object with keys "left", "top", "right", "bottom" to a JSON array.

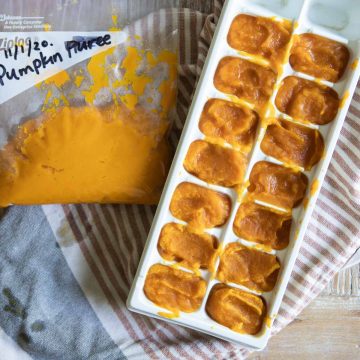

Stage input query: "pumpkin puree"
[
  {"left": 144, "top": 264, "right": 206, "bottom": 313},
  {"left": 206, "top": 283, "right": 266, "bottom": 335},
  {"left": 0, "top": 45, "right": 177, "bottom": 206},
  {"left": 217, "top": 242, "right": 280, "bottom": 292},
  {"left": 0, "top": 105, "right": 172, "bottom": 205},
  {"left": 233, "top": 202, "right": 292, "bottom": 250}
]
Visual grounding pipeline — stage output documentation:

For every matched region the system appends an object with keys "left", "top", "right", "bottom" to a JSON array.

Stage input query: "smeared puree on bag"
[{"left": 0, "top": 46, "right": 177, "bottom": 206}]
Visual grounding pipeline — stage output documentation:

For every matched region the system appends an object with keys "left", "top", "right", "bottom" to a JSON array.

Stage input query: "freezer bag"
[{"left": 0, "top": 3, "right": 177, "bottom": 206}]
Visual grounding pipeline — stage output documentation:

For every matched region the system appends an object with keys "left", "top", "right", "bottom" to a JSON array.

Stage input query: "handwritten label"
[
  {"left": 65, "top": 34, "right": 111, "bottom": 58},
  {"left": 0, "top": 31, "right": 127, "bottom": 104},
  {"left": 0, "top": 34, "right": 112, "bottom": 86}
]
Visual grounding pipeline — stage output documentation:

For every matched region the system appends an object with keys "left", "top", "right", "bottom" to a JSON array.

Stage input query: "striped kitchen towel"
[{"left": 0, "top": 1, "right": 359, "bottom": 359}]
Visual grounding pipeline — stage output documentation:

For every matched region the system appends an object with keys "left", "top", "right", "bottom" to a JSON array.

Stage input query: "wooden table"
[{"left": 250, "top": 265, "right": 360, "bottom": 359}]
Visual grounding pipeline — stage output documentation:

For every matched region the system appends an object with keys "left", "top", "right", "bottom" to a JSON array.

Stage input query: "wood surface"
[
  {"left": 249, "top": 264, "right": 360, "bottom": 359},
  {"left": 250, "top": 295, "right": 360, "bottom": 360}
]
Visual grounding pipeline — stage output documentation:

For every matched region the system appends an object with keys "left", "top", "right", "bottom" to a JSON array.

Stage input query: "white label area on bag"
[{"left": 0, "top": 31, "right": 127, "bottom": 104}]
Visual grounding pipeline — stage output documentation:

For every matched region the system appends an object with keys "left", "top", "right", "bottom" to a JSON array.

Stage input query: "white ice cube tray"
[{"left": 127, "top": 0, "right": 360, "bottom": 350}]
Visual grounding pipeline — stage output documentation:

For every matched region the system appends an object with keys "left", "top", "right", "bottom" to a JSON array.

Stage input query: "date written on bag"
[{"left": 0, "top": 34, "right": 112, "bottom": 86}]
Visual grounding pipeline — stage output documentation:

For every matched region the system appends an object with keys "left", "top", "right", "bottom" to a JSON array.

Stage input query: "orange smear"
[
  {"left": 310, "top": 179, "right": 320, "bottom": 196},
  {"left": 158, "top": 311, "right": 180, "bottom": 319},
  {"left": 44, "top": 70, "right": 70, "bottom": 88},
  {"left": 339, "top": 90, "right": 350, "bottom": 109},
  {"left": 351, "top": 59, "right": 359, "bottom": 70},
  {"left": 82, "top": 47, "right": 116, "bottom": 104},
  {"left": 265, "top": 316, "right": 272, "bottom": 328}
]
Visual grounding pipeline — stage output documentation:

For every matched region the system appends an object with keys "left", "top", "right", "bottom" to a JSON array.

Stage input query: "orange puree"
[
  {"left": 275, "top": 76, "right": 339, "bottom": 125},
  {"left": 248, "top": 161, "right": 308, "bottom": 210},
  {"left": 0, "top": 42, "right": 177, "bottom": 206},
  {"left": 214, "top": 57, "right": 277, "bottom": 107},
  {"left": 184, "top": 140, "right": 247, "bottom": 187},
  {"left": 290, "top": 33, "right": 349, "bottom": 83},
  {"left": 227, "top": 14, "right": 291, "bottom": 66},
  {"left": 217, "top": 242, "right": 280, "bottom": 292},
  {"left": 144, "top": 264, "right": 206, "bottom": 313},
  {"left": 199, "top": 99, "right": 258, "bottom": 151},
  {"left": 206, "top": 283, "right": 266, "bottom": 335},
  {"left": 169, "top": 182, "right": 231, "bottom": 229},
  {"left": 233, "top": 202, "right": 291, "bottom": 250},
  {"left": 261, "top": 119, "right": 324, "bottom": 170},
  {"left": 158, "top": 222, "right": 218, "bottom": 270},
  {"left": 0, "top": 104, "right": 170, "bottom": 205}
]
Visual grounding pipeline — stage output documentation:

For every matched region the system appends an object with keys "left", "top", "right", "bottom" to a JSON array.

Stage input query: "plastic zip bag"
[{"left": 0, "top": 1, "right": 178, "bottom": 206}]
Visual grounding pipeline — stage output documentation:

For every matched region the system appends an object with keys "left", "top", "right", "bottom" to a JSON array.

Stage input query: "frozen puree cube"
[
  {"left": 233, "top": 202, "right": 291, "bottom": 250},
  {"left": 199, "top": 98, "right": 259, "bottom": 151},
  {"left": 184, "top": 140, "right": 247, "bottom": 187},
  {"left": 261, "top": 119, "right": 324, "bottom": 170},
  {"left": 228, "top": 14, "right": 291, "bottom": 65},
  {"left": 290, "top": 33, "right": 349, "bottom": 82},
  {"left": 206, "top": 283, "right": 266, "bottom": 335},
  {"left": 214, "top": 57, "right": 277, "bottom": 107},
  {"left": 158, "top": 222, "right": 218, "bottom": 270},
  {"left": 275, "top": 76, "right": 339, "bottom": 125},
  {"left": 247, "top": 161, "right": 308, "bottom": 210},
  {"left": 170, "top": 182, "right": 231, "bottom": 229},
  {"left": 217, "top": 242, "right": 280, "bottom": 292},
  {"left": 144, "top": 264, "right": 206, "bottom": 313}
]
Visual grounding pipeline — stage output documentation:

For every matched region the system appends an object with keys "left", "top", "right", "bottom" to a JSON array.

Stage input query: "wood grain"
[
  {"left": 251, "top": 266, "right": 359, "bottom": 358},
  {"left": 324, "top": 264, "right": 359, "bottom": 297},
  {"left": 250, "top": 296, "right": 360, "bottom": 359}
]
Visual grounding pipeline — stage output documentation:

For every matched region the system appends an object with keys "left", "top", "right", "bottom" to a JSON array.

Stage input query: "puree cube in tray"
[{"left": 128, "top": 0, "right": 360, "bottom": 349}]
